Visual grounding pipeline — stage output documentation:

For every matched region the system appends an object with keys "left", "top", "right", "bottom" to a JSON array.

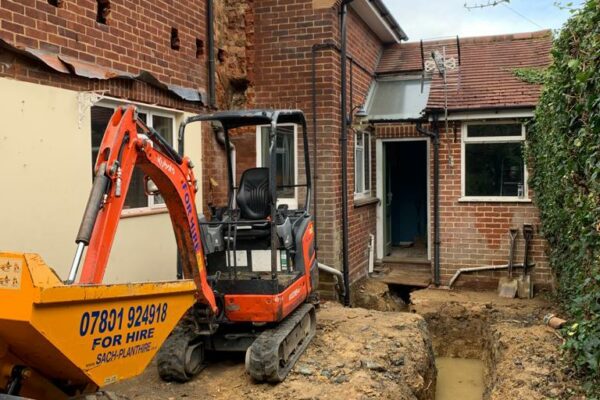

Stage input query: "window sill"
[
  {"left": 120, "top": 206, "right": 169, "bottom": 219},
  {"left": 354, "top": 196, "right": 380, "bottom": 208},
  {"left": 458, "top": 197, "right": 532, "bottom": 204}
]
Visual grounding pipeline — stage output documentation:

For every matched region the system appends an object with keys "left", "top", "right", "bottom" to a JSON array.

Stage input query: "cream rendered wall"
[{"left": 0, "top": 78, "right": 203, "bottom": 283}]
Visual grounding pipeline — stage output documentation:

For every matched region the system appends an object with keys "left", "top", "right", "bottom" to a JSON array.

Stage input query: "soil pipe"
[
  {"left": 318, "top": 262, "right": 346, "bottom": 297},
  {"left": 416, "top": 115, "right": 441, "bottom": 286},
  {"left": 448, "top": 263, "right": 530, "bottom": 288},
  {"left": 340, "top": 0, "right": 354, "bottom": 306},
  {"left": 207, "top": 0, "right": 216, "bottom": 109}
]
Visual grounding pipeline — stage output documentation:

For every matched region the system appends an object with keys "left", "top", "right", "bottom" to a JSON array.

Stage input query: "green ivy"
[
  {"left": 527, "top": 0, "right": 600, "bottom": 392},
  {"left": 513, "top": 67, "right": 548, "bottom": 85}
]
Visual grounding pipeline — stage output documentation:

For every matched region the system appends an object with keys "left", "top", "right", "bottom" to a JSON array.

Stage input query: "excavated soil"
[
  {"left": 351, "top": 278, "right": 406, "bottom": 312},
  {"left": 108, "top": 303, "right": 436, "bottom": 400},
  {"left": 410, "top": 289, "right": 585, "bottom": 400}
]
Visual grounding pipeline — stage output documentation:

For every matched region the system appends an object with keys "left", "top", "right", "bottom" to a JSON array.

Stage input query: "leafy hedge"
[{"left": 527, "top": 0, "right": 600, "bottom": 382}]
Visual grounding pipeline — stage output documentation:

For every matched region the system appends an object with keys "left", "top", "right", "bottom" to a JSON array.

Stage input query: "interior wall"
[
  {"left": 387, "top": 141, "right": 428, "bottom": 245},
  {"left": 0, "top": 78, "right": 203, "bottom": 284}
]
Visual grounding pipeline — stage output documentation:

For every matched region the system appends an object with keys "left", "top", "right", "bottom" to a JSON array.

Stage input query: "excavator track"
[
  {"left": 245, "top": 303, "right": 316, "bottom": 383},
  {"left": 156, "top": 323, "right": 206, "bottom": 383}
]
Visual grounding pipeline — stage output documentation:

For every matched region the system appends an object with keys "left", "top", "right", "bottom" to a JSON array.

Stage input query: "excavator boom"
[{"left": 71, "top": 106, "right": 217, "bottom": 313}]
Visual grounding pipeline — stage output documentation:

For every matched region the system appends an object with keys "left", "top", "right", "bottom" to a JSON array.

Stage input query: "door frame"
[{"left": 376, "top": 137, "right": 431, "bottom": 261}]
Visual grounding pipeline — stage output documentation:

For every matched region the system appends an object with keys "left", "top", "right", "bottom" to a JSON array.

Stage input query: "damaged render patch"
[{"left": 0, "top": 38, "right": 205, "bottom": 103}]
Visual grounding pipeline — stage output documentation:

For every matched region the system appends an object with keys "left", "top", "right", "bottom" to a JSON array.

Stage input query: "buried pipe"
[
  {"left": 448, "top": 263, "right": 534, "bottom": 288},
  {"left": 318, "top": 262, "right": 346, "bottom": 297}
]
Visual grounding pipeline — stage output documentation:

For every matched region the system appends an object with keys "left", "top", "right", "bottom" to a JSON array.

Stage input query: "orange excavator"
[{"left": 0, "top": 105, "right": 319, "bottom": 399}]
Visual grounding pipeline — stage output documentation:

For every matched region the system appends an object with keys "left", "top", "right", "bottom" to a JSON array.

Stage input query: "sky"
[{"left": 387, "top": 0, "right": 585, "bottom": 41}]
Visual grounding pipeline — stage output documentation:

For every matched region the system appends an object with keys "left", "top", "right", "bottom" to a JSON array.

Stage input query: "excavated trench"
[
  {"left": 413, "top": 300, "right": 489, "bottom": 400},
  {"left": 352, "top": 280, "right": 578, "bottom": 400},
  {"left": 352, "top": 280, "right": 490, "bottom": 399}
]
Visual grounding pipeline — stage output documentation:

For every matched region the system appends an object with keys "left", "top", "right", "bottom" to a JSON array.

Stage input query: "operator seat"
[
  {"left": 235, "top": 167, "right": 271, "bottom": 239},
  {"left": 237, "top": 167, "right": 271, "bottom": 220}
]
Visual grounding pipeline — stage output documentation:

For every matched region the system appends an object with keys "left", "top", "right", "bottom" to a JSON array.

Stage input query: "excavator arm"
[{"left": 69, "top": 105, "right": 217, "bottom": 314}]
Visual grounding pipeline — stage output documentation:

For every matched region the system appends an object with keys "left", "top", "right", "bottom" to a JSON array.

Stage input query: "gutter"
[{"left": 425, "top": 104, "right": 537, "bottom": 115}]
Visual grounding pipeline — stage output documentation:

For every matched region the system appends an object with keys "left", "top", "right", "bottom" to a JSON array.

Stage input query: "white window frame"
[
  {"left": 255, "top": 123, "right": 298, "bottom": 209},
  {"left": 354, "top": 131, "right": 372, "bottom": 199},
  {"left": 460, "top": 120, "right": 530, "bottom": 202},
  {"left": 92, "top": 100, "right": 181, "bottom": 215}
]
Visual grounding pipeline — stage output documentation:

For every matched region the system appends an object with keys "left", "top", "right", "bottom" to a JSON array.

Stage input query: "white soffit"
[{"left": 350, "top": 0, "right": 402, "bottom": 44}]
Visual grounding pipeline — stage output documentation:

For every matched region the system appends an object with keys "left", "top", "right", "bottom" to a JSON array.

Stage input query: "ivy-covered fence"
[{"left": 527, "top": 0, "right": 600, "bottom": 380}]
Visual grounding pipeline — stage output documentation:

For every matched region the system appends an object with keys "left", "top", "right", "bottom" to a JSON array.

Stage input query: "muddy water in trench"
[{"left": 435, "top": 357, "right": 485, "bottom": 400}]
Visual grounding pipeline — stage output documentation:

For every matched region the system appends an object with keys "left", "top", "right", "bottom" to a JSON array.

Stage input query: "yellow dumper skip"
[{"left": 0, "top": 252, "right": 197, "bottom": 399}]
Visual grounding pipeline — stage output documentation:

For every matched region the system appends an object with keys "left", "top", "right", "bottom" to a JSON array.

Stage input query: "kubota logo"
[
  {"left": 288, "top": 288, "right": 301, "bottom": 301},
  {"left": 157, "top": 156, "right": 175, "bottom": 175}
]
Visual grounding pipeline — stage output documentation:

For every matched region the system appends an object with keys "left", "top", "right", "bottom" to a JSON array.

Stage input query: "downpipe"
[
  {"left": 340, "top": 0, "right": 354, "bottom": 307},
  {"left": 416, "top": 117, "right": 441, "bottom": 286}
]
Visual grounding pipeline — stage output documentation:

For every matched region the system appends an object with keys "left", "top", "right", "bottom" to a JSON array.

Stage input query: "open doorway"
[{"left": 383, "top": 140, "right": 429, "bottom": 261}]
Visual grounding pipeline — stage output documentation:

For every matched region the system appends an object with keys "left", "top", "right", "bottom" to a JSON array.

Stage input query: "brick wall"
[
  {"left": 0, "top": 0, "right": 207, "bottom": 110},
  {"left": 375, "top": 122, "right": 552, "bottom": 289}
]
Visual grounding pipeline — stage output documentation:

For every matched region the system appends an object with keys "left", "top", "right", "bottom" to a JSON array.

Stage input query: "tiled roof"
[{"left": 375, "top": 30, "right": 553, "bottom": 111}]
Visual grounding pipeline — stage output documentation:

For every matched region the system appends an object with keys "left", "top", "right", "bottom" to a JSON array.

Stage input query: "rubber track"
[
  {"left": 156, "top": 319, "right": 205, "bottom": 383},
  {"left": 246, "top": 303, "right": 316, "bottom": 383}
]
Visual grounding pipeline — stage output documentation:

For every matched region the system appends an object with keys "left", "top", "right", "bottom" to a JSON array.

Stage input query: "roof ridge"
[{"left": 396, "top": 29, "right": 552, "bottom": 47}]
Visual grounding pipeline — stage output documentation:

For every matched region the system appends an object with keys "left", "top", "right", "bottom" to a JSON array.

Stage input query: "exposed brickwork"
[
  {"left": 201, "top": 0, "right": 256, "bottom": 213},
  {"left": 375, "top": 122, "right": 552, "bottom": 288}
]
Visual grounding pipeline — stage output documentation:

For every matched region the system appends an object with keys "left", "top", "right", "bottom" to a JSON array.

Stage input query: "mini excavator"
[{"left": 0, "top": 105, "right": 319, "bottom": 399}]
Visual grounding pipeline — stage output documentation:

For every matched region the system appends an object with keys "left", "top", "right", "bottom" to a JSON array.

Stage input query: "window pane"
[
  {"left": 152, "top": 115, "right": 173, "bottom": 143},
  {"left": 355, "top": 147, "right": 364, "bottom": 193},
  {"left": 465, "top": 142, "right": 524, "bottom": 197},
  {"left": 91, "top": 106, "right": 114, "bottom": 172},
  {"left": 151, "top": 115, "right": 174, "bottom": 205},
  {"left": 260, "top": 126, "right": 295, "bottom": 198},
  {"left": 124, "top": 167, "right": 148, "bottom": 209},
  {"left": 468, "top": 124, "right": 522, "bottom": 138},
  {"left": 364, "top": 134, "right": 370, "bottom": 191}
]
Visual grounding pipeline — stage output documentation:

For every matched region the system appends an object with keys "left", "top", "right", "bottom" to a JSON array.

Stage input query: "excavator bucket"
[{"left": 0, "top": 252, "right": 197, "bottom": 398}]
